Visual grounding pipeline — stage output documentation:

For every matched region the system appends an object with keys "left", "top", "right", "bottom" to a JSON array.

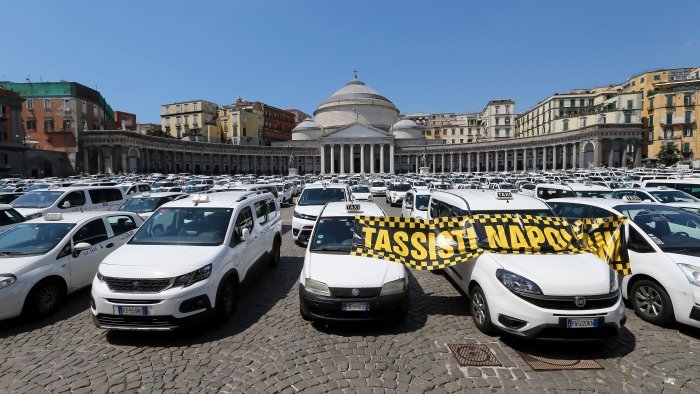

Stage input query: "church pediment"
[{"left": 322, "top": 123, "right": 389, "bottom": 139}]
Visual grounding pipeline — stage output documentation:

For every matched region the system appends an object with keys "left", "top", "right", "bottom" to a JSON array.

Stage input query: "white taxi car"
[
  {"left": 0, "top": 211, "right": 142, "bottom": 321},
  {"left": 369, "top": 181, "right": 387, "bottom": 197},
  {"left": 350, "top": 185, "right": 372, "bottom": 201},
  {"left": 299, "top": 202, "right": 408, "bottom": 321},
  {"left": 386, "top": 182, "right": 411, "bottom": 207},
  {"left": 292, "top": 183, "right": 350, "bottom": 245},
  {"left": 117, "top": 192, "right": 188, "bottom": 220},
  {"left": 430, "top": 190, "right": 625, "bottom": 338},
  {"left": 548, "top": 196, "right": 700, "bottom": 329},
  {"left": 401, "top": 189, "right": 431, "bottom": 219},
  {"left": 91, "top": 191, "right": 282, "bottom": 330}
]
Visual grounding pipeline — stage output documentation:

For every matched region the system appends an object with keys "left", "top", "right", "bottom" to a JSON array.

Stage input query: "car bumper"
[
  {"left": 487, "top": 290, "right": 626, "bottom": 339},
  {"left": 292, "top": 217, "right": 315, "bottom": 243},
  {"left": 371, "top": 190, "right": 386, "bottom": 196},
  {"left": 90, "top": 279, "right": 216, "bottom": 331},
  {"left": 299, "top": 285, "right": 407, "bottom": 321},
  {"left": 0, "top": 282, "right": 31, "bottom": 321},
  {"left": 669, "top": 284, "right": 700, "bottom": 329}
]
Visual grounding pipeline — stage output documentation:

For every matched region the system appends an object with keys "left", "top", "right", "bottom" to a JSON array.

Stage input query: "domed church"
[{"left": 289, "top": 74, "right": 423, "bottom": 174}]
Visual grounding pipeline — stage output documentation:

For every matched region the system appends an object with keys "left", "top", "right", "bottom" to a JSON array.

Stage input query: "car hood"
[
  {"left": 486, "top": 252, "right": 610, "bottom": 295},
  {"left": 295, "top": 205, "right": 324, "bottom": 216},
  {"left": 667, "top": 202, "right": 700, "bottom": 208},
  {"left": 14, "top": 208, "right": 47, "bottom": 217},
  {"left": 353, "top": 193, "right": 372, "bottom": 199},
  {"left": 390, "top": 191, "right": 407, "bottom": 196},
  {"left": 304, "top": 251, "right": 404, "bottom": 288},
  {"left": 98, "top": 244, "right": 223, "bottom": 278},
  {"left": 370, "top": 186, "right": 387, "bottom": 190},
  {"left": 2, "top": 255, "right": 41, "bottom": 277},
  {"left": 666, "top": 251, "right": 700, "bottom": 265}
]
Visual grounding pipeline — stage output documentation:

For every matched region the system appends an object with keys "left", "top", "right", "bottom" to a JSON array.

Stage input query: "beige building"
[
  {"left": 402, "top": 112, "right": 480, "bottom": 143},
  {"left": 481, "top": 100, "right": 515, "bottom": 140},
  {"left": 217, "top": 104, "right": 264, "bottom": 145},
  {"left": 161, "top": 100, "right": 222, "bottom": 142}
]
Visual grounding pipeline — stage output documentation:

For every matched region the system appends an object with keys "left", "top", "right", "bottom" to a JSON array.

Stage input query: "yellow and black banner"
[{"left": 351, "top": 214, "right": 630, "bottom": 275}]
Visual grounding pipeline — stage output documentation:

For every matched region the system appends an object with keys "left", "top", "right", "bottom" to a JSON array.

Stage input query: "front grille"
[
  {"left": 95, "top": 314, "right": 176, "bottom": 328},
  {"left": 516, "top": 291, "right": 619, "bottom": 311},
  {"left": 106, "top": 299, "right": 161, "bottom": 305},
  {"left": 330, "top": 287, "right": 380, "bottom": 298},
  {"left": 104, "top": 277, "right": 171, "bottom": 293}
]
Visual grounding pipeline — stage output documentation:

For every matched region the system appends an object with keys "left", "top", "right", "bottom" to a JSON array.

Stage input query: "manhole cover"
[
  {"left": 517, "top": 351, "right": 602, "bottom": 371},
  {"left": 447, "top": 344, "right": 501, "bottom": 367}
]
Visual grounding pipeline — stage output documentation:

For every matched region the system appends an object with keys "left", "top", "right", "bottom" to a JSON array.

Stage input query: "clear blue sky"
[{"left": 3, "top": 0, "right": 699, "bottom": 123}]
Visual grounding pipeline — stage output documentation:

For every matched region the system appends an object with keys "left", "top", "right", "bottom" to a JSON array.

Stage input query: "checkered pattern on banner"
[{"left": 351, "top": 214, "right": 631, "bottom": 274}]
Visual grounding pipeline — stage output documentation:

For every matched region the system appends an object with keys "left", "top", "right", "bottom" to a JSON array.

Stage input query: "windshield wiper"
[{"left": 312, "top": 247, "right": 350, "bottom": 252}]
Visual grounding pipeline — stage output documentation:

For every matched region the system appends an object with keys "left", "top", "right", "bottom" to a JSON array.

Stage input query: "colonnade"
[{"left": 320, "top": 142, "right": 394, "bottom": 174}]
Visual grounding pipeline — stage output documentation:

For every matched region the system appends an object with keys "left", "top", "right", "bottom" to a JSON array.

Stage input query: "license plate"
[
  {"left": 342, "top": 302, "right": 369, "bottom": 312},
  {"left": 566, "top": 318, "right": 598, "bottom": 328},
  {"left": 116, "top": 306, "right": 149, "bottom": 316}
]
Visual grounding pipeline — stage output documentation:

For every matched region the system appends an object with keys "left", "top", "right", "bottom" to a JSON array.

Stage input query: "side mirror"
[
  {"left": 293, "top": 197, "right": 298, "bottom": 204},
  {"left": 405, "top": 204, "right": 413, "bottom": 210},
  {"left": 72, "top": 242, "right": 91, "bottom": 257},
  {"left": 62, "top": 201, "right": 71, "bottom": 208},
  {"left": 241, "top": 228, "right": 250, "bottom": 242}
]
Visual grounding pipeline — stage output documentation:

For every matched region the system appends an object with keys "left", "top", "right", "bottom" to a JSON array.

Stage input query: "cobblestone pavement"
[{"left": 1, "top": 200, "right": 700, "bottom": 393}]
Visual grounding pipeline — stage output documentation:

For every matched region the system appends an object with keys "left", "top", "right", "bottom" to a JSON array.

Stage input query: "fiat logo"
[
  {"left": 574, "top": 296, "right": 586, "bottom": 308},
  {"left": 352, "top": 288, "right": 360, "bottom": 297}
]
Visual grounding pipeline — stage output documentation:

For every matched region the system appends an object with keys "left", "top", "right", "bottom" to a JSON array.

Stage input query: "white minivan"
[
  {"left": 91, "top": 191, "right": 282, "bottom": 330},
  {"left": 11, "top": 187, "right": 126, "bottom": 219},
  {"left": 430, "top": 190, "right": 625, "bottom": 339}
]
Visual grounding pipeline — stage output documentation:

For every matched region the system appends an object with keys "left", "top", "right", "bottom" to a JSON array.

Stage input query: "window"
[
  {"left": 684, "top": 128, "right": 693, "bottom": 137},
  {"left": 88, "top": 189, "right": 123, "bottom": 204},
  {"left": 82, "top": 101, "right": 86, "bottom": 112},
  {"left": 684, "top": 95, "right": 693, "bottom": 106},
  {"left": 649, "top": 114, "right": 654, "bottom": 127},
  {"left": 44, "top": 99, "right": 51, "bottom": 109},
  {"left": 562, "top": 119, "right": 569, "bottom": 131},
  {"left": 666, "top": 113, "right": 673, "bottom": 124},
  {"left": 63, "top": 99, "right": 70, "bottom": 111},
  {"left": 653, "top": 75, "right": 660, "bottom": 81},
  {"left": 665, "top": 128, "right": 673, "bottom": 139},
  {"left": 63, "top": 119, "right": 71, "bottom": 132},
  {"left": 93, "top": 104, "right": 98, "bottom": 115},
  {"left": 73, "top": 219, "right": 109, "bottom": 246},
  {"left": 26, "top": 119, "right": 36, "bottom": 131},
  {"left": 266, "top": 199, "right": 277, "bottom": 217},
  {"left": 254, "top": 200, "right": 268, "bottom": 225},
  {"left": 59, "top": 191, "right": 86, "bottom": 208},
  {"left": 176, "top": 116, "right": 181, "bottom": 126},
  {"left": 44, "top": 118, "right": 54, "bottom": 132},
  {"left": 0, "top": 209, "right": 24, "bottom": 226},
  {"left": 193, "top": 116, "right": 198, "bottom": 126},
  {"left": 628, "top": 227, "right": 654, "bottom": 253},
  {"left": 193, "top": 102, "right": 198, "bottom": 111},
  {"left": 27, "top": 99, "right": 33, "bottom": 110},
  {"left": 648, "top": 131, "right": 653, "bottom": 142},
  {"left": 624, "top": 113, "right": 632, "bottom": 124},
  {"left": 184, "top": 103, "right": 189, "bottom": 112},
  {"left": 580, "top": 99, "right": 585, "bottom": 107},
  {"left": 580, "top": 117, "right": 587, "bottom": 127},
  {"left": 176, "top": 104, "right": 181, "bottom": 112},
  {"left": 231, "top": 206, "right": 254, "bottom": 245},
  {"left": 570, "top": 99, "right": 576, "bottom": 107},
  {"left": 627, "top": 99, "right": 633, "bottom": 109},
  {"left": 666, "top": 95, "right": 674, "bottom": 107},
  {"left": 459, "top": 128, "right": 464, "bottom": 135},
  {"left": 649, "top": 97, "right": 655, "bottom": 110},
  {"left": 107, "top": 215, "right": 138, "bottom": 236},
  {"left": 640, "top": 77, "right": 645, "bottom": 83},
  {"left": 683, "top": 143, "right": 691, "bottom": 153},
  {"left": 559, "top": 99, "right": 564, "bottom": 108},
  {"left": 548, "top": 202, "right": 586, "bottom": 219},
  {"left": 599, "top": 114, "right": 606, "bottom": 124},
  {"left": 685, "top": 111, "right": 692, "bottom": 123}
]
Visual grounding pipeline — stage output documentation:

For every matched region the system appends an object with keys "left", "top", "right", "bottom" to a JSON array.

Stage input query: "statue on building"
[
  {"left": 421, "top": 152, "right": 427, "bottom": 167},
  {"left": 288, "top": 151, "right": 296, "bottom": 167}
]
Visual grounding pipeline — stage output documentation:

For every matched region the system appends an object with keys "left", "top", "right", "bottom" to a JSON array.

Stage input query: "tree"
[{"left": 656, "top": 142, "right": 680, "bottom": 166}]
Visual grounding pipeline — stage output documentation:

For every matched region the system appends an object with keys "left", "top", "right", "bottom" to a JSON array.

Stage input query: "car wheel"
[
  {"left": 214, "top": 278, "right": 237, "bottom": 323},
  {"left": 24, "top": 279, "right": 66, "bottom": 318},
  {"left": 470, "top": 285, "right": 496, "bottom": 335},
  {"left": 630, "top": 279, "right": 674, "bottom": 325},
  {"left": 269, "top": 237, "right": 281, "bottom": 268}
]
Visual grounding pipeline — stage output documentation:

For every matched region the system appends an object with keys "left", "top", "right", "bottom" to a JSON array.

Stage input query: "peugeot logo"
[
  {"left": 132, "top": 281, "right": 140, "bottom": 290},
  {"left": 351, "top": 288, "right": 360, "bottom": 297},
  {"left": 574, "top": 296, "right": 586, "bottom": 308}
]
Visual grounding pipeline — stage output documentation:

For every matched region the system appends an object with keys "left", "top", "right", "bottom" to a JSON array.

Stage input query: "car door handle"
[{"left": 106, "top": 243, "right": 114, "bottom": 248}]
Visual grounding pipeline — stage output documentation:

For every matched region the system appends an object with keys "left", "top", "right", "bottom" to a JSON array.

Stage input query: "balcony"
[{"left": 660, "top": 117, "right": 696, "bottom": 126}]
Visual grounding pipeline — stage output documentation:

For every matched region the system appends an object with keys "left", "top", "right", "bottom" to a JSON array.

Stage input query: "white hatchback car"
[
  {"left": 0, "top": 211, "right": 142, "bottom": 321},
  {"left": 369, "top": 181, "right": 387, "bottom": 197},
  {"left": 386, "top": 183, "right": 411, "bottom": 207},
  {"left": 299, "top": 202, "right": 408, "bottom": 321},
  {"left": 401, "top": 189, "right": 431, "bottom": 219},
  {"left": 91, "top": 191, "right": 282, "bottom": 330},
  {"left": 292, "top": 183, "right": 350, "bottom": 245},
  {"left": 430, "top": 190, "right": 625, "bottom": 339},
  {"left": 350, "top": 185, "right": 372, "bottom": 201},
  {"left": 548, "top": 197, "right": 700, "bottom": 329}
]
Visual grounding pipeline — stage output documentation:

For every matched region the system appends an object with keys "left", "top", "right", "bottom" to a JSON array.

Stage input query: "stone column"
[
  {"left": 552, "top": 145, "right": 557, "bottom": 171},
  {"left": 389, "top": 144, "right": 395, "bottom": 174},
  {"left": 522, "top": 149, "right": 527, "bottom": 172},
  {"left": 572, "top": 143, "right": 578, "bottom": 170},
  {"left": 449, "top": 153, "right": 454, "bottom": 172},
  {"left": 122, "top": 153, "right": 128, "bottom": 174},
  {"left": 467, "top": 152, "right": 472, "bottom": 173},
  {"left": 432, "top": 154, "right": 436, "bottom": 173},
  {"left": 562, "top": 145, "right": 567, "bottom": 171},
  {"left": 494, "top": 151, "right": 499, "bottom": 172},
  {"left": 635, "top": 142, "right": 642, "bottom": 167},
  {"left": 340, "top": 144, "right": 345, "bottom": 174},
  {"left": 330, "top": 144, "right": 335, "bottom": 174},
  {"left": 350, "top": 144, "right": 355, "bottom": 174},
  {"left": 608, "top": 141, "right": 616, "bottom": 168},
  {"left": 542, "top": 147, "right": 548, "bottom": 171},
  {"left": 476, "top": 152, "right": 480, "bottom": 172},
  {"left": 415, "top": 155, "right": 419, "bottom": 173},
  {"left": 458, "top": 153, "right": 462, "bottom": 172},
  {"left": 512, "top": 150, "right": 517, "bottom": 172},
  {"left": 83, "top": 148, "right": 91, "bottom": 174},
  {"left": 370, "top": 144, "right": 375, "bottom": 173},
  {"left": 380, "top": 144, "right": 385, "bottom": 173},
  {"left": 594, "top": 139, "right": 602, "bottom": 168},
  {"left": 97, "top": 148, "right": 104, "bottom": 174},
  {"left": 320, "top": 144, "right": 325, "bottom": 174},
  {"left": 531, "top": 148, "right": 537, "bottom": 171},
  {"left": 361, "top": 144, "right": 365, "bottom": 174}
]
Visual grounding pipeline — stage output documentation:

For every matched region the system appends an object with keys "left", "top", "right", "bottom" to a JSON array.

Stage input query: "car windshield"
[
  {"left": 310, "top": 216, "right": 357, "bottom": 252},
  {"left": 27, "top": 183, "right": 50, "bottom": 191},
  {"left": 474, "top": 209, "right": 553, "bottom": 217},
  {"left": 11, "top": 191, "right": 64, "bottom": 208},
  {"left": 433, "top": 184, "right": 450, "bottom": 189},
  {"left": 614, "top": 204, "right": 700, "bottom": 252},
  {"left": 0, "top": 223, "right": 75, "bottom": 256},
  {"left": 119, "top": 185, "right": 130, "bottom": 192},
  {"left": 183, "top": 185, "right": 207, "bottom": 193},
  {"left": 415, "top": 195, "right": 430, "bottom": 211},
  {"left": 298, "top": 188, "right": 346, "bottom": 206},
  {"left": 650, "top": 190, "right": 700, "bottom": 203},
  {"left": 130, "top": 207, "right": 233, "bottom": 246},
  {"left": 118, "top": 197, "right": 165, "bottom": 213},
  {"left": 575, "top": 190, "right": 616, "bottom": 199},
  {"left": 353, "top": 186, "right": 370, "bottom": 193},
  {"left": 500, "top": 183, "right": 515, "bottom": 189},
  {"left": 372, "top": 182, "right": 385, "bottom": 187},
  {"left": 275, "top": 185, "right": 284, "bottom": 192},
  {"left": 0, "top": 187, "right": 17, "bottom": 192},
  {"left": 413, "top": 181, "right": 427, "bottom": 187},
  {"left": 392, "top": 184, "right": 411, "bottom": 192}
]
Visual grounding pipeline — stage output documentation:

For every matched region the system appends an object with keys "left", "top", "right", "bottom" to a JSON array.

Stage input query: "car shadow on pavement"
[
  {"left": 0, "top": 287, "right": 91, "bottom": 339},
  {"left": 281, "top": 224, "right": 291, "bottom": 236},
  {"left": 104, "top": 255, "right": 304, "bottom": 347},
  {"left": 311, "top": 270, "right": 468, "bottom": 336}
]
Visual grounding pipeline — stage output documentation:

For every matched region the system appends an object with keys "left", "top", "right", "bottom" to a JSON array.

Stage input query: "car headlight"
[
  {"left": 293, "top": 211, "right": 316, "bottom": 221},
  {"left": 172, "top": 264, "right": 212, "bottom": 288},
  {"left": 610, "top": 268, "right": 619, "bottom": 292},
  {"left": 96, "top": 271, "right": 105, "bottom": 282},
  {"left": 304, "top": 278, "right": 331, "bottom": 296},
  {"left": 677, "top": 263, "right": 700, "bottom": 287},
  {"left": 380, "top": 278, "right": 407, "bottom": 296},
  {"left": 495, "top": 269, "right": 542, "bottom": 295},
  {"left": 0, "top": 274, "right": 16, "bottom": 289}
]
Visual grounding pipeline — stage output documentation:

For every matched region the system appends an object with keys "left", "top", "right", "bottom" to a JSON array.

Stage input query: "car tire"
[
  {"left": 630, "top": 279, "right": 674, "bottom": 326},
  {"left": 214, "top": 278, "right": 237, "bottom": 323},
  {"left": 470, "top": 285, "right": 496, "bottom": 335},
  {"left": 269, "top": 236, "right": 281, "bottom": 268},
  {"left": 24, "top": 278, "right": 66, "bottom": 318}
]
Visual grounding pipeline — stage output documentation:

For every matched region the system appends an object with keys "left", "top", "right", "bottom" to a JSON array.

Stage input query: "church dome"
[
  {"left": 391, "top": 119, "right": 422, "bottom": 139},
  {"left": 291, "top": 117, "right": 322, "bottom": 141},
  {"left": 314, "top": 77, "right": 400, "bottom": 131}
]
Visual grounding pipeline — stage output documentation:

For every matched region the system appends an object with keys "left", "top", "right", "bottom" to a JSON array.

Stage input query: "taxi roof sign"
[
  {"left": 495, "top": 191, "right": 513, "bottom": 200},
  {"left": 346, "top": 203, "right": 362, "bottom": 213},
  {"left": 192, "top": 194, "right": 209, "bottom": 204},
  {"left": 621, "top": 195, "right": 642, "bottom": 203},
  {"left": 44, "top": 213, "right": 63, "bottom": 221}
]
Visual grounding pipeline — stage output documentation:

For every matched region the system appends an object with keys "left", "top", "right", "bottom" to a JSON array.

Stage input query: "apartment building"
[
  {"left": 481, "top": 99, "right": 515, "bottom": 140},
  {"left": 218, "top": 103, "right": 264, "bottom": 145},
  {"left": 161, "top": 100, "right": 222, "bottom": 142}
]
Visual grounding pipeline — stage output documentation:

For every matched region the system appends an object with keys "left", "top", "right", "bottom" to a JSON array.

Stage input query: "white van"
[{"left": 11, "top": 187, "right": 126, "bottom": 219}]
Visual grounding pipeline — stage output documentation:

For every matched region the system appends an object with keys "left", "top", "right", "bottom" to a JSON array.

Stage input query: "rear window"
[{"left": 89, "top": 188, "right": 123, "bottom": 204}]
